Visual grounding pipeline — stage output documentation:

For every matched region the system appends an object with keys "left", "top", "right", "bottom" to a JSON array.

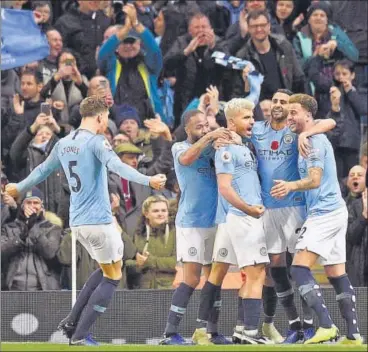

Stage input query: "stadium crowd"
[{"left": 1, "top": 0, "right": 367, "bottom": 293}]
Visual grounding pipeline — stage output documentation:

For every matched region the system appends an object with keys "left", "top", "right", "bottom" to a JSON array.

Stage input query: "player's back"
[
  {"left": 57, "top": 129, "right": 112, "bottom": 226},
  {"left": 251, "top": 121, "right": 305, "bottom": 209},
  {"left": 298, "top": 134, "right": 345, "bottom": 216},
  {"left": 172, "top": 140, "right": 218, "bottom": 228}
]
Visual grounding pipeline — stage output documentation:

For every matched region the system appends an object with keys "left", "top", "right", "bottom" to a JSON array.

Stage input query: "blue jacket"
[{"left": 97, "top": 29, "right": 165, "bottom": 122}]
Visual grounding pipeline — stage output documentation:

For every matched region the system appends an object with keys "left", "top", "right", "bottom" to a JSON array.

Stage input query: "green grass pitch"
[{"left": 1, "top": 343, "right": 367, "bottom": 352}]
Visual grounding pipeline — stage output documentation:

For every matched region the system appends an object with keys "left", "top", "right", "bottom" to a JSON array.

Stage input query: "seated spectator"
[
  {"left": 41, "top": 49, "right": 89, "bottom": 124},
  {"left": 346, "top": 188, "right": 368, "bottom": 287},
  {"left": 293, "top": 1, "right": 359, "bottom": 105},
  {"left": 9, "top": 112, "right": 66, "bottom": 214},
  {"left": 345, "top": 165, "right": 366, "bottom": 206},
  {"left": 2, "top": 69, "right": 45, "bottom": 162},
  {"left": 54, "top": 0, "right": 111, "bottom": 79},
  {"left": 98, "top": 4, "right": 164, "bottom": 124},
  {"left": 38, "top": 28, "right": 63, "bottom": 85},
  {"left": 109, "top": 143, "right": 154, "bottom": 237},
  {"left": 1, "top": 188, "right": 63, "bottom": 291},
  {"left": 325, "top": 61, "right": 367, "bottom": 177},
  {"left": 125, "top": 195, "right": 176, "bottom": 289},
  {"left": 230, "top": 9, "right": 305, "bottom": 101},
  {"left": 164, "top": 12, "right": 224, "bottom": 127},
  {"left": 57, "top": 192, "right": 139, "bottom": 289}
]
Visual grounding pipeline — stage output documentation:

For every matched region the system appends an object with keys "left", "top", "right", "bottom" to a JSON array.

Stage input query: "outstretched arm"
[{"left": 6, "top": 144, "right": 61, "bottom": 198}]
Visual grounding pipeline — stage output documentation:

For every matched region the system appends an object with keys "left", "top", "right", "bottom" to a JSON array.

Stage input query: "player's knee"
[
  {"left": 242, "top": 264, "right": 266, "bottom": 283},
  {"left": 208, "top": 262, "right": 229, "bottom": 285}
]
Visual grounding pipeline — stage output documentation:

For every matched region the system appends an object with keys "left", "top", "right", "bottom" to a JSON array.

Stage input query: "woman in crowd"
[
  {"left": 125, "top": 195, "right": 176, "bottom": 289},
  {"left": 41, "top": 49, "right": 88, "bottom": 124}
]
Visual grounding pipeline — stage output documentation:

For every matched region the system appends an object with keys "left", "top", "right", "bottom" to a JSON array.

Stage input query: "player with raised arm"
[
  {"left": 270, "top": 94, "right": 363, "bottom": 346},
  {"left": 5, "top": 96, "right": 166, "bottom": 346},
  {"left": 159, "top": 110, "right": 233, "bottom": 345},
  {"left": 192, "top": 98, "right": 271, "bottom": 345},
  {"left": 249, "top": 88, "right": 337, "bottom": 343}
]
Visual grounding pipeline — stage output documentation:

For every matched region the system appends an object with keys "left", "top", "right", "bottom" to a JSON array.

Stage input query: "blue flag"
[{"left": 1, "top": 9, "right": 50, "bottom": 70}]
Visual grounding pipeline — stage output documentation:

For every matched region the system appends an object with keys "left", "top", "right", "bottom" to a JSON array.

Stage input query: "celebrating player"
[
  {"left": 271, "top": 94, "right": 363, "bottom": 345},
  {"left": 159, "top": 110, "right": 233, "bottom": 345},
  {"left": 5, "top": 95, "right": 166, "bottom": 346},
  {"left": 192, "top": 98, "right": 271, "bottom": 345},
  {"left": 250, "top": 89, "right": 337, "bottom": 343}
]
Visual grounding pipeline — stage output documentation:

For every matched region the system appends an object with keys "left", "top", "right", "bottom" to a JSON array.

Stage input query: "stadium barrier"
[{"left": 1, "top": 288, "right": 367, "bottom": 344}]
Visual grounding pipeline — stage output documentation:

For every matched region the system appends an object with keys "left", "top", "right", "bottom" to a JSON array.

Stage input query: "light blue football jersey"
[
  {"left": 215, "top": 144, "right": 262, "bottom": 217},
  {"left": 251, "top": 121, "right": 305, "bottom": 209},
  {"left": 17, "top": 129, "right": 150, "bottom": 226},
  {"left": 298, "top": 134, "right": 345, "bottom": 216},
  {"left": 172, "top": 140, "right": 217, "bottom": 228},
  {"left": 215, "top": 194, "right": 228, "bottom": 224}
]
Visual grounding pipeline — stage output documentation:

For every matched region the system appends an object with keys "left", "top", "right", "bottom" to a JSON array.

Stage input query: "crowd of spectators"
[{"left": 1, "top": 0, "right": 367, "bottom": 290}]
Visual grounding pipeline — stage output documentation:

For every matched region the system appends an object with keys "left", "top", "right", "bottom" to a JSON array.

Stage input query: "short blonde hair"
[
  {"left": 79, "top": 95, "right": 109, "bottom": 118},
  {"left": 224, "top": 98, "right": 255, "bottom": 119},
  {"left": 142, "top": 195, "right": 169, "bottom": 215},
  {"left": 289, "top": 94, "right": 318, "bottom": 118}
]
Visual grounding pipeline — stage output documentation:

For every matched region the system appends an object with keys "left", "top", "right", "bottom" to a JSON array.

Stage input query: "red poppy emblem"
[{"left": 271, "top": 141, "right": 279, "bottom": 150}]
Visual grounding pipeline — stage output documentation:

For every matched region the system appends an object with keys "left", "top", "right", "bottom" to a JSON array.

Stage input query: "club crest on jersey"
[
  {"left": 260, "top": 247, "right": 267, "bottom": 256},
  {"left": 283, "top": 134, "right": 293, "bottom": 144},
  {"left": 103, "top": 140, "right": 112, "bottom": 151},
  {"left": 221, "top": 151, "right": 232, "bottom": 163}
]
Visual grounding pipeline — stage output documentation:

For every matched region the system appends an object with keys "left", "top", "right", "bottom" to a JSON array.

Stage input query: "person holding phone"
[{"left": 41, "top": 49, "right": 89, "bottom": 124}]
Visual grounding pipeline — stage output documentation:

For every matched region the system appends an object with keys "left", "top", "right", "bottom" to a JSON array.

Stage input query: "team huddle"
[{"left": 5, "top": 92, "right": 363, "bottom": 346}]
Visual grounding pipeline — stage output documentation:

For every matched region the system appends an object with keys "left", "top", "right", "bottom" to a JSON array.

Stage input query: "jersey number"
[{"left": 68, "top": 161, "right": 81, "bottom": 192}]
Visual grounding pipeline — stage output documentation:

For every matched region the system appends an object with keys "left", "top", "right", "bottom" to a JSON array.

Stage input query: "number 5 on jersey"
[{"left": 68, "top": 161, "right": 81, "bottom": 192}]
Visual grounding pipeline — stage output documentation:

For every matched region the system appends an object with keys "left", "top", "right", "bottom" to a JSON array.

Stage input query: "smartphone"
[
  {"left": 40, "top": 102, "right": 51, "bottom": 116},
  {"left": 65, "top": 58, "right": 74, "bottom": 66},
  {"left": 99, "top": 80, "right": 107, "bottom": 89}
]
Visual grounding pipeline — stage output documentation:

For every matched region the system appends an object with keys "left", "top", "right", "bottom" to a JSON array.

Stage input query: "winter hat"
[
  {"left": 22, "top": 187, "right": 44, "bottom": 205},
  {"left": 115, "top": 104, "right": 141, "bottom": 128},
  {"left": 307, "top": 1, "right": 332, "bottom": 22}
]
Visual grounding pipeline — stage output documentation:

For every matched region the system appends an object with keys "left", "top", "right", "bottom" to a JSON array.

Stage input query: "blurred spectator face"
[
  {"left": 119, "top": 119, "right": 139, "bottom": 139},
  {"left": 308, "top": 9, "right": 328, "bottom": 34},
  {"left": 333, "top": 65, "right": 355, "bottom": 85},
  {"left": 118, "top": 39, "right": 141, "bottom": 59},
  {"left": 347, "top": 165, "right": 366, "bottom": 196},
  {"left": 34, "top": 125, "right": 53, "bottom": 144},
  {"left": 78, "top": 0, "right": 100, "bottom": 12},
  {"left": 21, "top": 74, "right": 42, "bottom": 101},
  {"left": 246, "top": 0, "right": 266, "bottom": 11},
  {"left": 103, "top": 26, "right": 119, "bottom": 43},
  {"left": 23, "top": 198, "right": 43, "bottom": 216},
  {"left": 113, "top": 133, "right": 131, "bottom": 148},
  {"left": 58, "top": 52, "right": 77, "bottom": 79},
  {"left": 47, "top": 30, "right": 63, "bottom": 58},
  {"left": 230, "top": 1, "right": 241, "bottom": 8},
  {"left": 248, "top": 14, "right": 271, "bottom": 42},
  {"left": 35, "top": 3, "right": 51, "bottom": 23},
  {"left": 120, "top": 153, "right": 139, "bottom": 169},
  {"left": 104, "top": 128, "right": 113, "bottom": 144},
  {"left": 144, "top": 201, "right": 169, "bottom": 228},
  {"left": 22, "top": 61, "right": 39, "bottom": 73},
  {"left": 188, "top": 16, "right": 212, "bottom": 40},
  {"left": 13, "top": 0, "right": 26, "bottom": 9},
  {"left": 88, "top": 76, "right": 113, "bottom": 99},
  {"left": 154, "top": 10, "right": 165, "bottom": 37},
  {"left": 185, "top": 113, "right": 210, "bottom": 143},
  {"left": 260, "top": 99, "right": 272, "bottom": 121},
  {"left": 276, "top": 0, "right": 294, "bottom": 21}
]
